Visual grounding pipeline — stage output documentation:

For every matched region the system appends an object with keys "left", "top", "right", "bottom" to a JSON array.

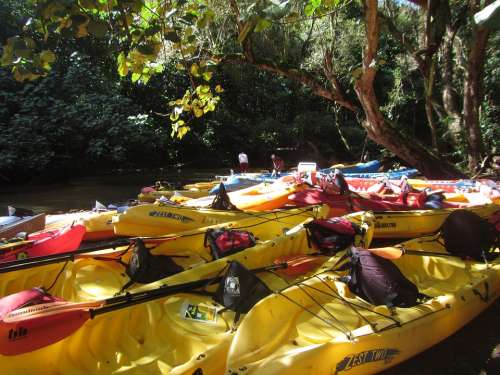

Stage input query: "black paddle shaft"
[
  {"left": 0, "top": 239, "right": 132, "bottom": 273},
  {"left": 90, "top": 262, "right": 288, "bottom": 318}
]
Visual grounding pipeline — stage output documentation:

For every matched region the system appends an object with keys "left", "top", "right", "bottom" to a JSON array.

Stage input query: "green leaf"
[
  {"left": 131, "top": 72, "right": 141, "bottom": 82},
  {"left": 202, "top": 71, "right": 213, "bottom": 81},
  {"left": 117, "top": 52, "right": 129, "bottom": 77},
  {"left": 254, "top": 18, "right": 272, "bottom": 32},
  {"left": 193, "top": 105, "right": 203, "bottom": 118},
  {"left": 304, "top": 4, "right": 315, "bottom": 16},
  {"left": 190, "top": 63, "right": 200, "bottom": 77},
  {"left": 177, "top": 124, "right": 190, "bottom": 139},
  {"left": 40, "top": 50, "right": 56, "bottom": 63}
]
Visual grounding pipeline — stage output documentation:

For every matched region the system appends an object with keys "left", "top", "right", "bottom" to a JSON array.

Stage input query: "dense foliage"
[{"left": 0, "top": 0, "right": 498, "bottom": 182}]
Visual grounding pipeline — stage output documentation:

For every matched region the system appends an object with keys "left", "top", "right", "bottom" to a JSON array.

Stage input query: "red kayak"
[
  {"left": 289, "top": 188, "right": 465, "bottom": 217},
  {"left": 0, "top": 224, "right": 86, "bottom": 263}
]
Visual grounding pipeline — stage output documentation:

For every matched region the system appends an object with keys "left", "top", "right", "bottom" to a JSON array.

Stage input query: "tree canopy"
[{"left": 1, "top": 0, "right": 498, "bottom": 181}]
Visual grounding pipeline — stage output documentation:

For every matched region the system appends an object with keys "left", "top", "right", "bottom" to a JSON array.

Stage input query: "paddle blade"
[
  {"left": 0, "top": 308, "right": 90, "bottom": 356},
  {"left": 273, "top": 254, "right": 326, "bottom": 277},
  {"left": 367, "top": 247, "right": 404, "bottom": 260},
  {"left": 0, "top": 289, "right": 93, "bottom": 356}
]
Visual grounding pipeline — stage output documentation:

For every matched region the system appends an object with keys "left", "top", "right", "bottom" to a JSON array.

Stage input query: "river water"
[{"left": 0, "top": 170, "right": 497, "bottom": 373}]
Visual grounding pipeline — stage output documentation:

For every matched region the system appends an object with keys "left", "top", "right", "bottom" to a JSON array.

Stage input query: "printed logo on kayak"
[
  {"left": 335, "top": 348, "right": 400, "bottom": 374},
  {"left": 148, "top": 211, "right": 194, "bottom": 223},
  {"left": 374, "top": 222, "right": 397, "bottom": 228},
  {"left": 8, "top": 327, "right": 28, "bottom": 341}
]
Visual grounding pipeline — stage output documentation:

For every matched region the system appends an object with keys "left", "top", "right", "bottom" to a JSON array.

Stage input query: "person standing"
[
  {"left": 271, "top": 154, "right": 284, "bottom": 177},
  {"left": 238, "top": 152, "right": 249, "bottom": 173}
]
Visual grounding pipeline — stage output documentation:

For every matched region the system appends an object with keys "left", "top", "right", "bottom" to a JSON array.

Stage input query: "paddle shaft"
[
  {"left": 402, "top": 248, "right": 466, "bottom": 259},
  {"left": 0, "top": 239, "right": 133, "bottom": 273},
  {"left": 90, "top": 262, "right": 288, "bottom": 317}
]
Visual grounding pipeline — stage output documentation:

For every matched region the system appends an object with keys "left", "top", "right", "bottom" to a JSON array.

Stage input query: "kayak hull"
[
  {"left": 112, "top": 202, "right": 312, "bottom": 237},
  {"left": 226, "top": 233, "right": 500, "bottom": 374}
]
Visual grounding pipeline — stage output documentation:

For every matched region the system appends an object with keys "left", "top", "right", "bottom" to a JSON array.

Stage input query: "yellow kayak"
[
  {"left": 348, "top": 203, "right": 499, "bottom": 238},
  {"left": 183, "top": 181, "right": 220, "bottom": 191},
  {"left": 79, "top": 210, "right": 117, "bottom": 241},
  {"left": 226, "top": 234, "right": 499, "bottom": 374},
  {"left": 0, "top": 204, "right": 330, "bottom": 298},
  {"left": 113, "top": 200, "right": 322, "bottom": 237},
  {"left": 183, "top": 181, "right": 305, "bottom": 211},
  {"left": 0, "top": 212, "right": 375, "bottom": 375}
]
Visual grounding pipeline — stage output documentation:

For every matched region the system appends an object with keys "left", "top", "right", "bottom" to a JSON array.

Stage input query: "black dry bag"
[
  {"left": 338, "top": 247, "right": 423, "bottom": 308},
  {"left": 204, "top": 228, "right": 256, "bottom": 259},
  {"left": 213, "top": 261, "right": 271, "bottom": 322},
  {"left": 440, "top": 209, "right": 498, "bottom": 261},
  {"left": 120, "top": 238, "right": 184, "bottom": 291},
  {"left": 210, "top": 183, "right": 239, "bottom": 210}
]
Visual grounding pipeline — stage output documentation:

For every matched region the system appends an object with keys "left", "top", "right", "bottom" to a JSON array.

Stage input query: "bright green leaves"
[
  {"left": 190, "top": 63, "right": 200, "bottom": 77},
  {"left": 189, "top": 60, "right": 214, "bottom": 81},
  {"left": 171, "top": 121, "right": 190, "bottom": 139},
  {"left": 168, "top": 55, "right": 221, "bottom": 139},
  {"left": 2, "top": 0, "right": 223, "bottom": 139},
  {"left": 117, "top": 52, "right": 129, "bottom": 77},
  {"left": 304, "top": 0, "right": 343, "bottom": 17},
  {"left": 117, "top": 45, "right": 164, "bottom": 83},
  {"left": 305, "top": 0, "right": 322, "bottom": 17},
  {"left": 254, "top": 18, "right": 272, "bottom": 32},
  {"left": 168, "top": 83, "right": 222, "bottom": 139}
]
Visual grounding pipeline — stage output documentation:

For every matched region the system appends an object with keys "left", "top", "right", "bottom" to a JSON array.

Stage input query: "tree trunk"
[
  {"left": 463, "top": 0, "right": 491, "bottom": 171},
  {"left": 424, "top": 69, "right": 439, "bottom": 151},
  {"left": 355, "top": 0, "right": 466, "bottom": 179},
  {"left": 441, "top": 26, "right": 463, "bottom": 143}
]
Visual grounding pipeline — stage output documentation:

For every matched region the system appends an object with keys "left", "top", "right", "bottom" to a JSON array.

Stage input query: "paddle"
[
  {"left": 0, "top": 261, "right": 292, "bottom": 356},
  {"left": 274, "top": 254, "right": 329, "bottom": 277},
  {"left": 0, "top": 235, "right": 188, "bottom": 274}
]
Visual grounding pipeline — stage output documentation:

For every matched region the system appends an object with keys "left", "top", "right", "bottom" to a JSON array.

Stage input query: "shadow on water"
[
  {"left": 0, "top": 170, "right": 498, "bottom": 373},
  {"left": 0, "top": 169, "right": 228, "bottom": 214}
]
